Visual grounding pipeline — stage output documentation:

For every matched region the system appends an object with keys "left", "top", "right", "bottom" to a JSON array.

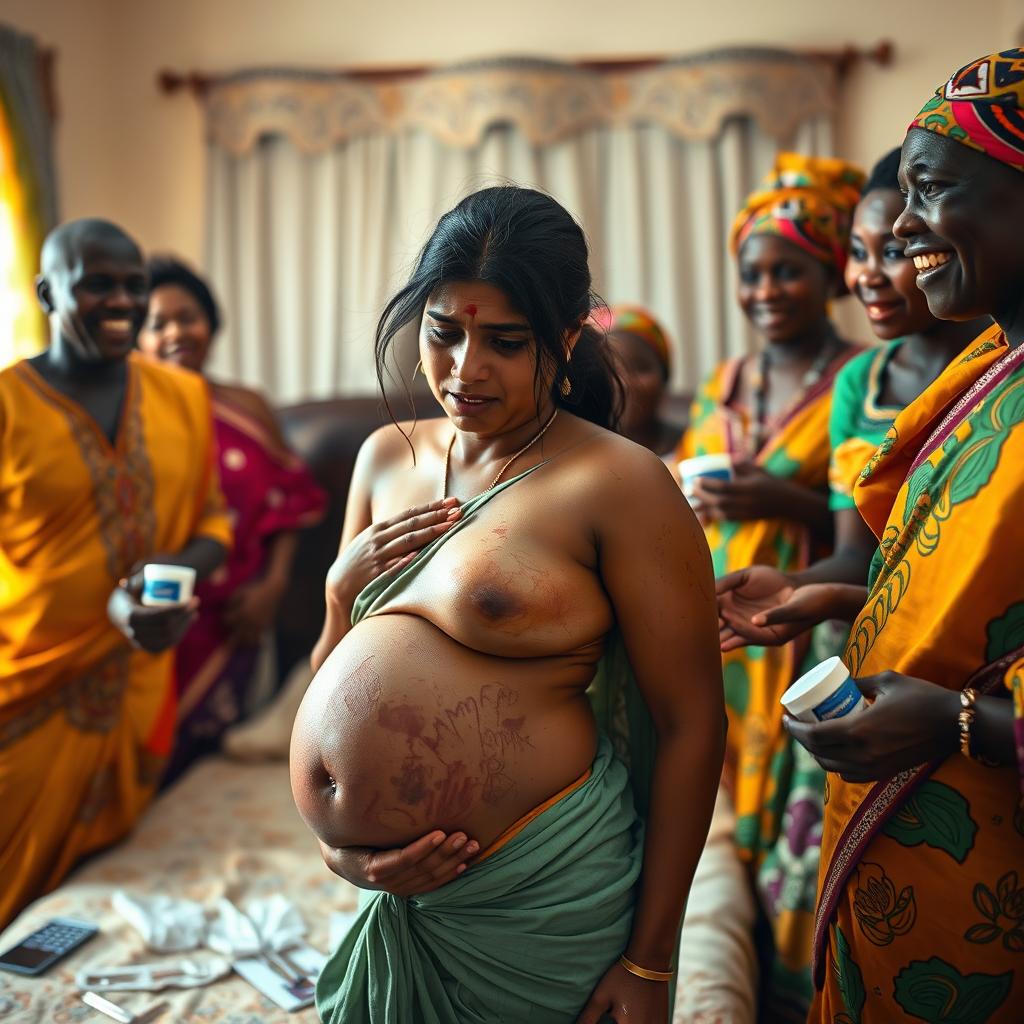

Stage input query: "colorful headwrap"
[
  {"left": 730, "top": 153, "right": 865, "bottom": 273},
  {"left": 908, "top": 48, "right": 1024, "bottom": 173},
  {"left": 589, "top": 304, "right": 671, "bottom": 374}
]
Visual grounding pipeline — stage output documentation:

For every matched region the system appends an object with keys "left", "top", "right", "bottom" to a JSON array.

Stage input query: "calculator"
[{"left": 0, "top": 917, "right": 98, "bottom": 975}]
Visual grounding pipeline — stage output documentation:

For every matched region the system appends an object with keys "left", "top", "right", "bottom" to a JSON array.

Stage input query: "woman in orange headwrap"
[
  {"left": 674, "top": 152, "right": 866, "bottom": 1017},
  {"left": 590, "top": 305, "right": 682, "bottom": 456},
  {"left": 781, "top": 50, "right": 1024, "bottom": 1024}
]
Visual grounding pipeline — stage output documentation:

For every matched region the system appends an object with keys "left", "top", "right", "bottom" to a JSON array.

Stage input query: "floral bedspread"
[{"left": 0, "top": 757, "right": 357, "bottom": 1023}]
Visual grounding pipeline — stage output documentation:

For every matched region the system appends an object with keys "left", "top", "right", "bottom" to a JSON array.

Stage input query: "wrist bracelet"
[
  {"left": 958, "top": 687, "right": 978, "bottom": 758},
  {"left": 618, "top": 955, "right": 673, "bottom": 983}
]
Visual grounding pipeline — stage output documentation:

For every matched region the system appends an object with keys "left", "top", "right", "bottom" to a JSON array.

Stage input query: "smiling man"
[{"left": 0, "top": 219, "right": 232, "bottom": 927}]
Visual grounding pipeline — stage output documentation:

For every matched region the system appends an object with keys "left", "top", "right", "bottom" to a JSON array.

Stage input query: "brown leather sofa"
[{"left": 274, "top": 392, "right": 691, "bottom": 681}]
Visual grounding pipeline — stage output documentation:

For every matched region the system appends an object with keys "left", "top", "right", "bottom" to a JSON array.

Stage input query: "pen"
[
  {"left": 81, "top": 991, "right": 133, "bottom": 1024},
  {"left": 81, "top": 991, "right": 168, "bottom": 1023}
]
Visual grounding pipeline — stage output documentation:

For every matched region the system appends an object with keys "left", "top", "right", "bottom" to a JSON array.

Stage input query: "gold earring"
[
  {"left": 414, "top": 359, "right": 423, "bottom": 377},
  {"left": 560, "top": 375, "right": 572, "bottom": 397}
]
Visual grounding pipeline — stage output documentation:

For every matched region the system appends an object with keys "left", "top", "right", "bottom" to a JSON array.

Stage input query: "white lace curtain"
[{"left": 202, "top": 52, "right": 839, "bottom": 402}]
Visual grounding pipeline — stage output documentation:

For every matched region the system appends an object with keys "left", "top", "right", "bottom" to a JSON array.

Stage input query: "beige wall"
[{"left": 2, "top": 0, "right": 1022, "bottom": 265}]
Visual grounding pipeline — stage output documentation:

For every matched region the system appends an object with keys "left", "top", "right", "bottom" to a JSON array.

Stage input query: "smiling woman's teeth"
[
  {"left": 913, "top": 252, "right": 952, "bottom": 271},
  {"left": 104, "top": 319, "right": 132, "bottom": 331}
]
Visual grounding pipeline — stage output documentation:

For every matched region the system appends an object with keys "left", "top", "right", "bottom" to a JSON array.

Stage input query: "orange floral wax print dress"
[
  {"left": 812, "top": 325, "right": 1024, "bottom": 1023},
  {"left": 676, "top": 346, "right": 860, "bottom": 1015},
  {"left": 0, "top": 354, "right": 233, "bottom": 928}
]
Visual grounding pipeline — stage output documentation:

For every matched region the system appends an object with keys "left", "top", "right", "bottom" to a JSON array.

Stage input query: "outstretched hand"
[
  {"left": 716, "top": 566, "right": 798, "bottom": 650},
  {"left": 318, "top": 830, "right": 480, "bottom": 897},
  {"left": 718, "top": 571, "right": 865, "bottom": 651},
  {"left": 576, "top": 960, "right": 669, "bottom": 1023}
]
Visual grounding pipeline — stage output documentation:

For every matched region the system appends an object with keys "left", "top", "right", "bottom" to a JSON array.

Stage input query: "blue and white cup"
[
  {"left": 677, "top": 453, "right": 733, "bottom": 507},
  {"left": 141, "top": 564, "right": 197, "bottom": 607},
  {"left": 781, "top": 656, "right": 866, "bottom": 723}
]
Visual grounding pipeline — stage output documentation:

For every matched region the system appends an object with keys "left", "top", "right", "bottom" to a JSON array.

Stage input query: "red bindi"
[{"left": 464, "top": 304, "right": 477, "bottom": 317}]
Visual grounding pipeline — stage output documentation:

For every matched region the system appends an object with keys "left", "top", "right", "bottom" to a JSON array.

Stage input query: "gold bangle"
[
  {"left": 619, "top": 955, "right": 673, "bottom": 982},
  {"left": 959, "top": 687, "right": 978, "bottom": 757}
]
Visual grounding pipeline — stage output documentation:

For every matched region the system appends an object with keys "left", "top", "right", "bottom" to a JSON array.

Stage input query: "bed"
[
  {"left": 0, "top": 756, "right": 356, "bottom": 1023},
  {"left": 0, "top": 752, "right": 755, "bottom": 1024}
]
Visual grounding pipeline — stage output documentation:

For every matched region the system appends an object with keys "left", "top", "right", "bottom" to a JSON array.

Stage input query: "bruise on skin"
[
  {"left": 392, "top": 756, "right": 431, "bottom": 805},
  {"left": 370, "top": 684, "right": 533, "bottom": 826},
  {"left": 343, "top": 656, "right": 384, "bottom": 716},
  {"left": 429, "top": 760, "right": 478, "bottom": 818},
  {"left": 377, "top": 702, "right": 426, "bottom": 747},
  {"left": 482, "top": 767, "right": 515, "bottom": 804}
]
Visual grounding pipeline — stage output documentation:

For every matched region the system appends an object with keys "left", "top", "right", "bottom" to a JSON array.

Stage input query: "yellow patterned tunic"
[
  {"left": 813, "top": 325, "right": 1024, "bottom": 1023},
  {"left": 0, "top": 353, "right": 233, "bottom": 928},
  {"left": 676, "top": 347, "right": 859, "bottom": 1014}
]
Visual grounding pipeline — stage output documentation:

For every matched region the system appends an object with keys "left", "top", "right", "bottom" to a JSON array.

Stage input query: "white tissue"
[
  {"left": 113, "top": 891, "right": 307, "bottom": 957},
  {"left": 207, "top": 895, "right": 307, "bottom": 956},
  {"left": 112, "top": 890, "right": 207, "bottom": 952}
]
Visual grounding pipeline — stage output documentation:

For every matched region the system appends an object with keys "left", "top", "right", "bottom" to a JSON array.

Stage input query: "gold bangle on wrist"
[
  {"left": 958, "top": 687, "right": 978, "bottom": 758},
  {"left": 618, "top": 955, "right": 673, "bottom": 982}
]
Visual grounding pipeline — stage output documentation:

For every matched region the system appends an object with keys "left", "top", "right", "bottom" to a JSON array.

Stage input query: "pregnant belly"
[{"left": 290, "top": 613, "right": 598, "bottom": 850}]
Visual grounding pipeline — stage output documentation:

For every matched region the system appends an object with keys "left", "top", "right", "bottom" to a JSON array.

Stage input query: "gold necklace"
[{"left": 443, "top": 409, "right": 558, "bottom": 499}]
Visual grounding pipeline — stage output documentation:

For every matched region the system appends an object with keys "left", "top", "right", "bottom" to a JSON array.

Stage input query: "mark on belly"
[
  {"left": 377, "top": 702, "right": 425, "bottom": 741},
  {"left": 343, "top": 656, "right": 384, "bottom": 716},
  {"left": 393, "top": 757, "right": 430, "bottom": 805},
  {"left": 371, "top": 684, "right": 533, "bottom": 828}
]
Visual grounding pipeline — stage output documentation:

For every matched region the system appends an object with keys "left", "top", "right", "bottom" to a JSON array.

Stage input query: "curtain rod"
[{"left": 157, "top": 41, "right": 894, "bottom": 98}]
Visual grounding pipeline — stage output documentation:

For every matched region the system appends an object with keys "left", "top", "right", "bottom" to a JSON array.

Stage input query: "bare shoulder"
[
  {"left": 561, "top": 426, "right": 682, "bottom": 506},
  {"left": 358, "top": 417, "right": 447, "bottom": 474},
  {"left": 549, "top": 425, "right": 705, "bottom": 558}
]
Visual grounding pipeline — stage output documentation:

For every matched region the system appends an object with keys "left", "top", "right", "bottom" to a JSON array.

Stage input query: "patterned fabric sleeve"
[
  {"left": 1005, "top": 656, "right": 1024, "bottom": 804},
  {"left": 827, "top": 350, "right": 873, "bottom": 511},
  {"left": 674, "top": 364, "right": 729, "bottom": 464}
]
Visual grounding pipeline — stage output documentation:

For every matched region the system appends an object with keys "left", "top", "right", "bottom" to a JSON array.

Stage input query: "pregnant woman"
[{"left": 290, "top": 186, "right": 725, "bottom": 1023}]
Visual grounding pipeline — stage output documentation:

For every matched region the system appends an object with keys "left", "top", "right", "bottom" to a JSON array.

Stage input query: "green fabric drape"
[
  {"left": 317, "top": 464, "right": 656, "bottom": 1022},
  {"left": 317, "top": 734, "right": 642, "bottom": 1023}
]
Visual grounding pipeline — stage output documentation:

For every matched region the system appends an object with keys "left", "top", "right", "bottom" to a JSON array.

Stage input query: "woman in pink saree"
[{"left": 139, "top": 257, "right": 326, "bottom": 782}]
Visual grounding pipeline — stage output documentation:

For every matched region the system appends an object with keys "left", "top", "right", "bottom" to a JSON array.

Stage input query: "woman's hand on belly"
[{"left": 317, "top": 830, "right": 480, "bottom": 896}]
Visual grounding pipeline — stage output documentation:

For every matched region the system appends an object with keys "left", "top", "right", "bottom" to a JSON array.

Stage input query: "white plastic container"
[
  {"left": 781, "top": 656, "right": 866, "bottom": 723},
  {"left": 141, "top": 564, "right": 197, "bottom": 607},
  {"left": 678, "top": 453, "right": 733, "bottom": 502}
]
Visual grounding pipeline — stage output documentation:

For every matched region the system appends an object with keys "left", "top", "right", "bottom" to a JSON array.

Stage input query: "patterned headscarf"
[
  {"left": 589, "top": 304, "right": 671, "bottom": 375},
  {"left": 908, "top": 48, "right": 1024, "bottom": 173},
  {"left": 730, "top": 153, "right": 865, "bottom": 273}
]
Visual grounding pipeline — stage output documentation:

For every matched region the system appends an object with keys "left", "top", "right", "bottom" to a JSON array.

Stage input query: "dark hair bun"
[{"left": 376, "top": 186, "right": 621, "bottom": 429}]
